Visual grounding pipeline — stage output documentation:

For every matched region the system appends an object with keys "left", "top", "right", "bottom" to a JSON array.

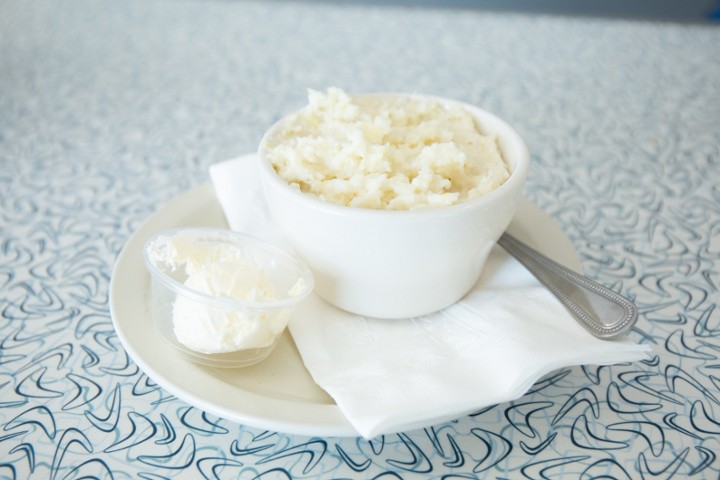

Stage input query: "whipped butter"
[
  {"left": 263, "top": 88, "right": 510, "bottom": 210},
  {"left": 147, "top": 230, "right": 302, "bottom": 354}
]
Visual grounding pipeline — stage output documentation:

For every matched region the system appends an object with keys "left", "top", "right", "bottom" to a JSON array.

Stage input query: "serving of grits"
[{"left": 262, "top": 88, "right": 510, "bottom": 210}]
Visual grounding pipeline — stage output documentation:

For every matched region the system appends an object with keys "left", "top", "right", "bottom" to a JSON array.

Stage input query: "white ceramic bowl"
[
  {"left": 258, "top": 94, "right": 529, "bottom": 319},
  {"left": 143, "top": 228, "right": 314, "bottom": 367}
]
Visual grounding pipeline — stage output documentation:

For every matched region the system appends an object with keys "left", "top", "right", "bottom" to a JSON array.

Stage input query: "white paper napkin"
[{"left": 210, "top": 154, "right": 651, "bottom": 439}]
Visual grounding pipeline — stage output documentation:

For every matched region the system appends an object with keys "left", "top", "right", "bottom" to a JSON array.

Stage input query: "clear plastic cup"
[{"left": 143, "top": 228, "right": 314, "bottom": 368}]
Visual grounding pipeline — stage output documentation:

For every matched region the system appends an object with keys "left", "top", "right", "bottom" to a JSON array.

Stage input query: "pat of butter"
[{"left": 148, "top": 231, "right": 300, "bottom": 354}]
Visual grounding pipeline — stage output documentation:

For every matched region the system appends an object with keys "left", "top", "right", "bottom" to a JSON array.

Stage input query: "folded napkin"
[{"left": 210, "top": 154, "right": 651, "bottom": 439}]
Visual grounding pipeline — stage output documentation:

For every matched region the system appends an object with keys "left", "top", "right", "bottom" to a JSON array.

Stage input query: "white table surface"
[{"left": 1, "top": 0, "right": 719, "bottom": 477}]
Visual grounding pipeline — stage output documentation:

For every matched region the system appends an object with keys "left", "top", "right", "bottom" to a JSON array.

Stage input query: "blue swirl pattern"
[{"left": 1, "top": 0, "right": 719, "bottom": 477}]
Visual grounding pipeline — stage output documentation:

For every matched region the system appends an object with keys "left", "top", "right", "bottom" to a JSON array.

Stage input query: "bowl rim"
[
  {"left": 257, "top": 92, "right": 530, "bottom": 219},
  {"left": 143, "top": 227, "right": 315, "bottom": 310}
]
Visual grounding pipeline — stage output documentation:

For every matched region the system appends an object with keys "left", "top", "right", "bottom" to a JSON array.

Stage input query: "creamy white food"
[
  {"left": 148, "top": 231, "right": 302, "bottom": 354},
  {"left": 263, "top": 88, "right": 510, "bottom": 210}
]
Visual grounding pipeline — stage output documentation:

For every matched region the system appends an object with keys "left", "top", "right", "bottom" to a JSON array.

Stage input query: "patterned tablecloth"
[{"left": 1, "top": 0, "right": 719, "bottom": 478}]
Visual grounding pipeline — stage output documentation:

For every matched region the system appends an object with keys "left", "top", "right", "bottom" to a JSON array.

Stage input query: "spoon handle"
[{"left": 497, "top": 233, "right": 638, "bottom": 339}]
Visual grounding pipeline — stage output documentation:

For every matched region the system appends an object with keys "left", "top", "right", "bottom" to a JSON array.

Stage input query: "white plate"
[{"left": 109, "top": 182, "right": 581, "bottom": 438}]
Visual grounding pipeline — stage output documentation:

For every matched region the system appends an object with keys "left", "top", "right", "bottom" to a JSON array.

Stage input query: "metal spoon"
[{"left": 497, "top": 233, "right": 638, "bottom": 339}]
